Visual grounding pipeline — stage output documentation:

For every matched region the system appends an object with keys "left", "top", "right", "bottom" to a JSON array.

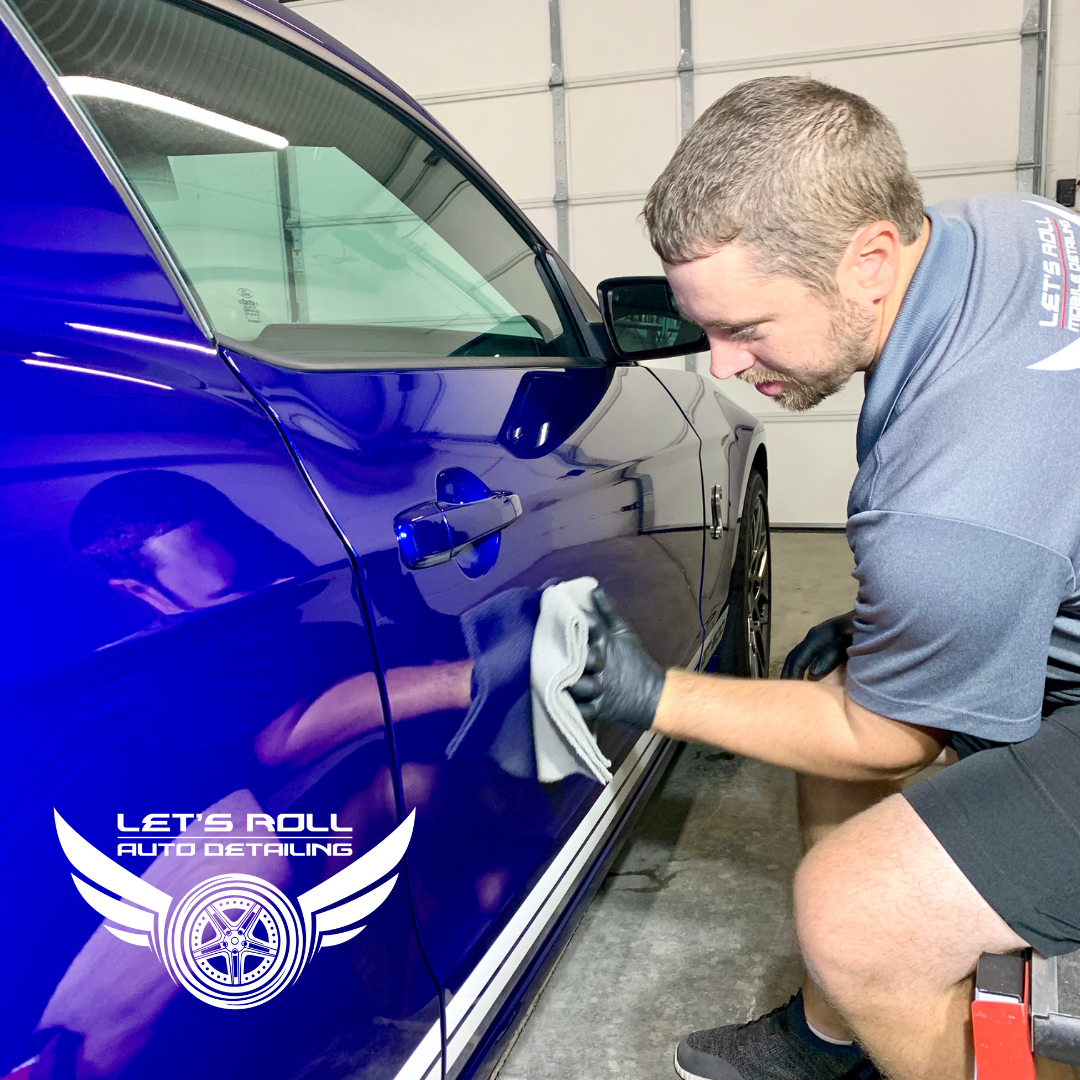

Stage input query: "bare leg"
[
  {"left": 793, "top": 666, "right": 909, "bottom": 1041},
  {"left": 796, "top": 772, "right": 906, "bottom": 1041},
  {"left": 795, "top": 794, "right": 1027, "bottom": 1080},
  {"left": 796, "top": 772, "right": 905, "bottom": 855}
]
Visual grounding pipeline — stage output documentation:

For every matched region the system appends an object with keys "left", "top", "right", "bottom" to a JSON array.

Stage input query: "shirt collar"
[{"left": 855, "top": 206, "right": 973, "bottom": 465}]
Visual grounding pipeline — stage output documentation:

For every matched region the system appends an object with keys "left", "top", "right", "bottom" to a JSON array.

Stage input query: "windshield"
[{"left": 14, "top": 0, "right": 580, "bottom": 362}]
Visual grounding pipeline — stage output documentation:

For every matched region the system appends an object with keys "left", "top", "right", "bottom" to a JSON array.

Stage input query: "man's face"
[
  {"left": 664, "top": 240, "right": 877, "bottom": 412},
  {"left": 110, "top": 519, "right": 246, "bottom": 615}
]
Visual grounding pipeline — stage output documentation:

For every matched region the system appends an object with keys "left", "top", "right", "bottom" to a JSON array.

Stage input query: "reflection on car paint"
[
  {"left": 228, "top": 354, "right": 707, "bottom": 1013},
  {"left": 0, "top": 0, "right": 759, "bottom": 1076},
  {"left": 0, "top": 27, "right": 446, "bottom": 1074}
]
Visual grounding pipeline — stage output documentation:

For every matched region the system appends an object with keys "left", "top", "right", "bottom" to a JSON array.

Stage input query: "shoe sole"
[
  {"left": 673, "top": 1047, "right": 743, "bottom": 1080},
  {"left": 673, "top": 1048, "right": 705, "bottom": 1080},
  {"left": 673, "top": 1045, "right": 880, "bottom": 1080}
]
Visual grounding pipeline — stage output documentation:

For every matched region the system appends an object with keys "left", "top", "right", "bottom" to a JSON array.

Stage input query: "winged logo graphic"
[{"left": 54, "top": 808, "right": 415, "bottom": 1009}]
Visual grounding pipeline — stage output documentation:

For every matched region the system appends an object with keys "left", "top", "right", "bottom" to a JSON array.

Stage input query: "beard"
[{"left": 737, "top": 298, "right": 876, "bottom": 412}]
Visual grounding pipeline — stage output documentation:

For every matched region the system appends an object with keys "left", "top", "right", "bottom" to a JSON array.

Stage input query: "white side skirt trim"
[{"left": 392, "top": 731, "right": 664, "bottom": 1080}]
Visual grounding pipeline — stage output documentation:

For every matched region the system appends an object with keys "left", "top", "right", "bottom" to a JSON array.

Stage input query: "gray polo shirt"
[{"left": 846, "top": 193, "right": 1080, "bottom": 742}]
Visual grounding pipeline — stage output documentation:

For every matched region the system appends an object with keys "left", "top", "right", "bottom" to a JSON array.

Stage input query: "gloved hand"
[
  {"left": 780, "top": 610, "right": 855, "bottom": 681},
  {"left": 567, "top": 588, "right": 666, "bottom": 730}
]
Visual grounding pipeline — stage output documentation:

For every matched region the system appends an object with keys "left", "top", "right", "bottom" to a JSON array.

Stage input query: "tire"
[{"left": 712, "top": 469, "right": 771, "bottom": 678}]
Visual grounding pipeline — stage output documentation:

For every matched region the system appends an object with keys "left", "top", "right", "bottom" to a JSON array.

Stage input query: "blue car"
[{"left": 0, "top": 0, "right": 768, "bottom": 1076}]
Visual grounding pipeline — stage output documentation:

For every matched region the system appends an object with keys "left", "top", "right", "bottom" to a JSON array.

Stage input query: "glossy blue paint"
[
  {"left": 225, "top": 353, "right": 706, "bottom": 1004},
  {"left": 0, "top": 0, "right": 765, "bottom": 1076},
  {"left": 0, "top": 21, "right": 441, "bottom": 1078}
]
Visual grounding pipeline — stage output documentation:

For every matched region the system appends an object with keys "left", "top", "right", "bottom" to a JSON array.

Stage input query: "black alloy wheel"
[{"left": 713, "top": 469, "right": 771, "bottom": 678}]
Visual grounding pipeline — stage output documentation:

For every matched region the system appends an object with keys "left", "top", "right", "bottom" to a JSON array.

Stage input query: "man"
[{"left": 572, "top": 76, "right": 1080, "bottom": 1080}]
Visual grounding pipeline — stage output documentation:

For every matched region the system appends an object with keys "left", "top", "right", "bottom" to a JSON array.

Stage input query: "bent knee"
[
  {"left": 794, "top": 795, "right": 916, "bottom": 987},
  {"left": 794, "top": 836, "right": 868, "bottom": 989}
]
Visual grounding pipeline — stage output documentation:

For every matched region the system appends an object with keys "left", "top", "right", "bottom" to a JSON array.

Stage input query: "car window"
[{"left": 13, "top": 0, "right": 581, "bottom": 362}]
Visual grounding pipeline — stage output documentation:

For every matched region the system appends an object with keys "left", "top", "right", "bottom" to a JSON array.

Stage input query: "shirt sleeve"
[{"left": 845, "top": 510, "right": 1074, "bottom": 741}]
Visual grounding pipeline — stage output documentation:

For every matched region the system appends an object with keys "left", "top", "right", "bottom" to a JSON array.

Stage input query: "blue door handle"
[{"left": 395, "top": 490, "right": 522, "bottom": 569}]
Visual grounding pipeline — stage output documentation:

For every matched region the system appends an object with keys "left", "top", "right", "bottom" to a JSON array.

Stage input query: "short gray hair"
[{"left": 643, "top": 77, "right": 924, "bottom": 295}]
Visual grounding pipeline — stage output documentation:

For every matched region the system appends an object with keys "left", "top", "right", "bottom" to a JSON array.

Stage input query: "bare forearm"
[
  {"left": 652, "top": 669, "right": 942, "bottom": 781},
  {"left": 257, "top": 661, "right": 473, "bottom": 767},
  {"left": 384, "top": 661, "right": 473, "bottom": 721}
]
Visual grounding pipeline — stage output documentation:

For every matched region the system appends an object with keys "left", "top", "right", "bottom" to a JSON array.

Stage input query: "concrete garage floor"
[{"left": 497, "top": 531, "right": 858, "bottom": 1080}]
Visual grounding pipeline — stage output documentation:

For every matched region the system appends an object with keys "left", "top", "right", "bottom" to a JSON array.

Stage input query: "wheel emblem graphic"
[
  {"left": 191, "top": 899, "right": 277, "bottom": 984},
  {"left": 167, "top": 876, "right": 303, "bottom": 1008},
  {"left": 53, "top": 809, "right": 416, "bottom": 1010}
]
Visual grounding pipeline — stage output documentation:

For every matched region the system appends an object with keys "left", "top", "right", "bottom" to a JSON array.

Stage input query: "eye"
[{"left": 727, "top": 325, "right": 760, "bottom": 342}]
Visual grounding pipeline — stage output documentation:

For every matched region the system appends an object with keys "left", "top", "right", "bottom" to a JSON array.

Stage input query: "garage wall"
[{"left": 287, "top": 0, "right": 1077, "bottom": 526}]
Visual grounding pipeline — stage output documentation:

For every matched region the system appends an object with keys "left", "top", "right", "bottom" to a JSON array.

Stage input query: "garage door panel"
[
  {"left": 696, "top": 41, "right": 1021, "bottom": 173},
  {"left": 693, "top": 0, "right": 1022, "bottom": 66},
  {"left": 299, "top": 0, "right": 550, "bottom": 96},
  {"left": 429, "top": 93, "right": 555, "bottom": 202},
  {"left": 562, "top": 0, "right": 678, "bottom": 79},
  {"left": 758, "top": 419, "right": 860, "bottom": 527},
  {"left": 296, "top": 0, "right": 1036, "bottom": 532},
  {"left": 570, "top": 201, "right": 661, "bottom": 291},
  {"left": 808, "top": 43, "right": 1022, "bottom": 171},
  {"left": 568, "top": 79, "right": 679, "bottom": 196},
  {"left": 919, "top": 170, "right": 1019, "bottom": 203}
]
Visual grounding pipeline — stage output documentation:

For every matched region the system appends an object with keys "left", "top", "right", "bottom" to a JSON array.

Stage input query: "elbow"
[
  {"left": 840, "top": 696, "right": 948, "bottom": 782},
  {"left": 254, "top": 700, "right": 307, "bottom": 767},
  {"left": 863, "top": 755, "right": 941, "bottom": 783}
]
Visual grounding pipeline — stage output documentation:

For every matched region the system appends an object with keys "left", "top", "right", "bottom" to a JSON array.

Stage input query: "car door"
[
  {"left": 1, "top": 13, "right": 442, "bottom": 1080},
  {"left": 13, "top": 1, "right": 709, "bottom": 1075},
  {"left": 229, "top": 359, "right": 702, "bottom": 1079}
]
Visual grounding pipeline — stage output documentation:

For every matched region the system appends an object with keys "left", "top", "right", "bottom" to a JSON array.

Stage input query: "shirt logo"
[
  {"left": 1028, "top": 336, "right": 1080, "bottom": 371},
  {"left": 1026, "top": 200, "right": 1080, "bottom": 367},
  {"left": 55, "top": 807, "right": 414, "bottom": 1009}
]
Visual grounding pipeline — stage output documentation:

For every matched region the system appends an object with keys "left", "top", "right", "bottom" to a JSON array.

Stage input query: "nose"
[{"left": 708, "top": 339, "right": 756, "bottom": 380}]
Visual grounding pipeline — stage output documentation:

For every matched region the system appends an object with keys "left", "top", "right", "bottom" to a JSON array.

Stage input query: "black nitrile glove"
[
  {"left": 780, "top": 610, "right": 855, "bottom": 681},
  {"left": 567, "top": 588, "right": 666, "bottom": 730}
]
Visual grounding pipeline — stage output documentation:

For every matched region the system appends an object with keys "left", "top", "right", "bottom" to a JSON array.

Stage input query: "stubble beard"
[{"left": 736, "top": 299, "right": 876, "bottom": 413}]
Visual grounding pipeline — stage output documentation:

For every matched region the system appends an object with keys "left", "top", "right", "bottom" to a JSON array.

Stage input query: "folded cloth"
[
  {"left": 446, "top": 578, "right": 612, "bottom": 785},
  {"left": 530, "top": 577, "right": 612, "bottom": 785}
]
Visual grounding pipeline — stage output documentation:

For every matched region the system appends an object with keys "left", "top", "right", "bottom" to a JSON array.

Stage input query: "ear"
[
  {"left": 838, "top": 220, "right": 902, "bottom": 303},
  {"left": 108, "top": 578, "right": 185, "bottom": 616}
]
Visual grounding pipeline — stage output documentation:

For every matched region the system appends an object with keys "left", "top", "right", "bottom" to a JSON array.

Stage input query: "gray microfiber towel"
[
  {"left": 446, "top": 578, "right": 611, "bottom": 785},
  {"left": 530, "top": 577, "right": 612, "bottom": 785}
]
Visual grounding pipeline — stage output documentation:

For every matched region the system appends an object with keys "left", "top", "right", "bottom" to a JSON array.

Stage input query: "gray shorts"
[{"left": 904, "top": 704, "right": 1080, "bottom": 957}]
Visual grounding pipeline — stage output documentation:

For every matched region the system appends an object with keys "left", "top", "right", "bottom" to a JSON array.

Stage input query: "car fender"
[{"left": 709, "top": 383, "right": 766, "bottom": 528}]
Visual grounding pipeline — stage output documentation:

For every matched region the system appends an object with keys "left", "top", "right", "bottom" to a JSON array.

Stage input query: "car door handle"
[
  {"left": 395, "top": 492, "right": 522, "bottom": 569},
  {"left": 710, "top": 484, "right": 723, "bottom": 539}
]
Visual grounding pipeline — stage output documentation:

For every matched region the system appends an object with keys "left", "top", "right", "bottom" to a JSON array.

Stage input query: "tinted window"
[{"left": 15, "top": 0, "right": 580, "bottom": 361}]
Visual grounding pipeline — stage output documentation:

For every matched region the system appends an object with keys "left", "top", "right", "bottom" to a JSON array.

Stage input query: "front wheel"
[{"left": 712, "top": 469, "right": 771, "bottom": 678}]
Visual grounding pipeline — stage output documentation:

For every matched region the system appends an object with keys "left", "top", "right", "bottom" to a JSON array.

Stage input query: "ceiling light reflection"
[
  {"left": 59, "top": 76, "right": 288, "bottom": 150},
  {"left": 66, "top": 323, "right": 217, "bottom": 355},
  {"left": 22, "top": 357, "right": 173, "bottom": 390}
]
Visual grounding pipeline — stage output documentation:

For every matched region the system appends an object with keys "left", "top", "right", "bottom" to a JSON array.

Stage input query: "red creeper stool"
[{"left": 975, "top": 949, "right": 1080, "bottom": 1078}]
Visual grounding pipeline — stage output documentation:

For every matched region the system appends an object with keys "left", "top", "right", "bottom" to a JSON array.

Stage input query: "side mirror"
[{"left": 596, "top": 276, "right": 707, "bottom": 360}]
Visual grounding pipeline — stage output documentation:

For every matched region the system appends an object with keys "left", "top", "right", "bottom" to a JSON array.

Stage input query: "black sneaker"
[{"left": 673, "top": 992, "right": 879, "bottom": 1080}]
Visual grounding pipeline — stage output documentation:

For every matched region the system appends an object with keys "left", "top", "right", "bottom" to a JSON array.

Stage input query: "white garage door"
[{"left": 287, "top": 0, "right": 1051, "bottom": 525}]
